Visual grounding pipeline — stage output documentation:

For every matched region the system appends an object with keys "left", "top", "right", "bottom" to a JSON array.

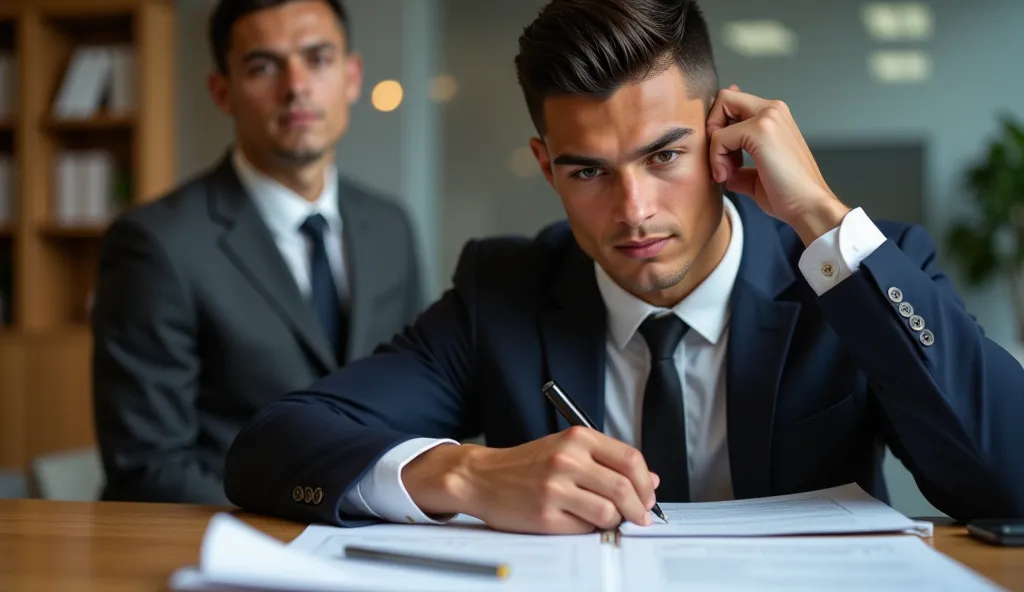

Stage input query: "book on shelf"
[
  {"left": 53, "top": 45, "right": 135, "bottom": 119},
  {"left": 0, "top": 155, "right": 13, "bottom": 226},
  {"left": 0, "top": 51, "right": 14, "bottom": 119},
  {"left": 53, "top": 150, "right": 117, "bottom": 227}
]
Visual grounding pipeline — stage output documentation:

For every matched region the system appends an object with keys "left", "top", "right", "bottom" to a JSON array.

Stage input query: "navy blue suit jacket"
[{"left": 224, "top": 194, "right": 1024, "bottom": 525}]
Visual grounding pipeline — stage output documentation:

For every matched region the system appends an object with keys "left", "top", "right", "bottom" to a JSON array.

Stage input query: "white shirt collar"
[
  {"left": 595, "top": 196, "right": 745, "bottom": 349},
  {"left": 231, "top": 147, "right": 342, "bottom": 238}
]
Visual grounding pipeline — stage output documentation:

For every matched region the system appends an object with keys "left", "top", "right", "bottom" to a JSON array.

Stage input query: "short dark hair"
[
  {"left": 514, "top": 0, "right": 719, "bottom": 136},
  {"left": 209, "top": 0, "right": 351, "bottom": 74}
]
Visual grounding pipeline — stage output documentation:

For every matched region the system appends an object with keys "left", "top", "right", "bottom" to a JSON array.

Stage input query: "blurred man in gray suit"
[{"left": 91, "top": 0, "right": 423, "bottom": 504}]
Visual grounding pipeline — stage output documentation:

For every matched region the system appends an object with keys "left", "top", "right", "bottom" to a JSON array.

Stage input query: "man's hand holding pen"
[{"left": 402, "top": 428, "right": 660, "bottom": 535}]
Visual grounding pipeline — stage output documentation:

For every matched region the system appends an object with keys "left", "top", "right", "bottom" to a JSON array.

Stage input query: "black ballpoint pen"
[{"left": 542, "top": 380, "right": 668, "bottom": 524}]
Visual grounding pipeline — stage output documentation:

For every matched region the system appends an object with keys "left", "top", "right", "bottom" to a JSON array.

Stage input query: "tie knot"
[
  {"left": 300, "top": 213, "right": 330, "bottom": 239},
  {"left": 638, "top": 314, "right": 689, "bottom": 360}
]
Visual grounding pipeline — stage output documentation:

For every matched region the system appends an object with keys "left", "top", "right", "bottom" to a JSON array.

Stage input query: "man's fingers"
[
  {"left": 706, "top": 88, "right": 771, "bottom": 134},
  {"left": 726, "top": 168, "right": 760, "bottom": 199},
  {"left": 535, "top": 505, "right": 598, "bottom": 535},
  {"left": 589, "top": 438, "right": 656, "bottom": 510},
  {"left": 561, "top": 486, "right": 627, "bottom": 531},
  {"left": 574, "top": 464, "right": 651, "bottom": 526},
  {"left": 708, "top": 118, "right": 761, "bottom": 183}
]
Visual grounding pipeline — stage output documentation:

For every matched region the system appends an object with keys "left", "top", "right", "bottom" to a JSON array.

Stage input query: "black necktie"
[
  {"left": 639, "top": 313, "right": 691, "bottom": 502},
  {"left": 300, "top": 213, "right": 345, "bottom": 362}
]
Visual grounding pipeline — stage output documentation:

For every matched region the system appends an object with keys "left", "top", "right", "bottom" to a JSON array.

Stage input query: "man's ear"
[
  {"left": 208, "top": 71, "right": 233, "bottom": 116},
  {"left": 344, "top": 52, "right": 364, "bottom": 105},
  {"left": 529, "top": 137, "right": 555, "bottom": 187}
]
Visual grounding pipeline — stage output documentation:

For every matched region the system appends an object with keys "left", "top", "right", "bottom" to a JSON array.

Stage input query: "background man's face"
[{"left": 209, "top": 0, "right": 363, "bottom": 166}]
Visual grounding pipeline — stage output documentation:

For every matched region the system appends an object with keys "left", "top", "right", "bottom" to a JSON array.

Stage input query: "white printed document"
[
  {"left": 620, "top": 482, "right": 933, "bottom": 537},
  {"left": 619, "top": 536, "right": 1003, "bottom": 591}
]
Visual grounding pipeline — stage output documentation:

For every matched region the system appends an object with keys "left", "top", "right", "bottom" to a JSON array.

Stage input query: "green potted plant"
[{"left": 947, "top": 113, "right": 1024, "bottom": 344}]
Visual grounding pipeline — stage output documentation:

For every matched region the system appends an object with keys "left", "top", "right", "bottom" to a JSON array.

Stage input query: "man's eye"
[
  {"left": 309, "top": 52, "right": 334, "bottom": 67},
  {"left": 650, "top": 151, "right": 680, "bottom": 165},
  {"left": 572, "top": 167, "right": 602, "bottom": 180},
  {"left": 248, "top": 61, "right": 275, "bottom": 76}
]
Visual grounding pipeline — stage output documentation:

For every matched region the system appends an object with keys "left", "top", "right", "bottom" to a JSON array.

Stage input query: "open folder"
[{"left": 169, "top": 483, "right": 1002, "bottom": 592}]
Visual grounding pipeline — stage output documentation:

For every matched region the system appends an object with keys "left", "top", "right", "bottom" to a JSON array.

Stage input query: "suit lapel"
[
  {"left": 335, "top": 181, "right": 375, "bottom": 363},
  {"left": 726, "top": 195, "right": 801, "bottom": 499},
  {"left": 538, "top": 240, "right": 608, "bottom": 433},
  {"left": 208, "top": 154, "right": 337, "bottom": 372}
]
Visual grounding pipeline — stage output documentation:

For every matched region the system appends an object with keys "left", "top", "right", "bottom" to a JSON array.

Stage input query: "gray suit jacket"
[{"left": 91, "top": 153, "right": 423, "bottom": 504}]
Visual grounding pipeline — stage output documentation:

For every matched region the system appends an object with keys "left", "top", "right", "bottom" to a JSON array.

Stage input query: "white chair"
[{"left": 30, "top": 447, "right": 103, "bottom": 501}]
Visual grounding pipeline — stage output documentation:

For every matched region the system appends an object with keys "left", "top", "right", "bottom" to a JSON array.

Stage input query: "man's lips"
[
  {"left": 280, "top": 111, "right": 321, "bottom": 125},
  {"left": 614, "top": 237, "right": 672, "bottom": 259}
]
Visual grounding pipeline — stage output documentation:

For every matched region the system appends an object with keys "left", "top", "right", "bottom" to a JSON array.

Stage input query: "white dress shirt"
[
  {"left": 340, "top": 197, "right": 887, "bottom": 524},
  {"left": 232, "top": 149, "right": 349, "bottom": 306}
]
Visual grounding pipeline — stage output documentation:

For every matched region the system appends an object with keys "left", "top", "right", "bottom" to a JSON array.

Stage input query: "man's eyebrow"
[
  {"left": 626, "top": 127, "right": 695, "bottom": 161},
  {"left": 241, "top": 41, "right": 338, "bottom": 63},
  {"left": 551, "top": 127, "right": 695, "bottom": 168}
]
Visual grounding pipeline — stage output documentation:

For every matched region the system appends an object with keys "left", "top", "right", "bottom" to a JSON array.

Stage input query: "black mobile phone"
[{"left": 967, "top": 519, "right": 1024, "bottom": 546}]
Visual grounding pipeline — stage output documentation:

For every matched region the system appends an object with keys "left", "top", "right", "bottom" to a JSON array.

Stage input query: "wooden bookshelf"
[
  {"left": 40, "top": 223, "right": 109, "bottom": 238},
  {"left": 0, "top": 0, "right": 177, "bottom": 472},
  {"left": 44, "top": 114, "right": 136, "bottom": 130}
]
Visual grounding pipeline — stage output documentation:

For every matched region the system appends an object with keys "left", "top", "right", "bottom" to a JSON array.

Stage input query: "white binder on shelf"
[
  {"left": 52, "top": 46, "right": 116, "bottom": 119},
  {"left": 54, "top": 150, "right": 115, "bottom": 226}
]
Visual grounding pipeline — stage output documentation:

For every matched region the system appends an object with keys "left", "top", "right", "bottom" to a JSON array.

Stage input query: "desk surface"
[{"left": 0, "top": 498, "right": 1021, "bottom": 591}]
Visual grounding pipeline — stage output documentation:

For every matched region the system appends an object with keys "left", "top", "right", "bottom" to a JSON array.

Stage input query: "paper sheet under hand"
[
  {"left": 622, "top": 483, "right": 933, "bottom": 537},
  {"left": 619, "top": 535, "right": 1005, "bottom": 591}
]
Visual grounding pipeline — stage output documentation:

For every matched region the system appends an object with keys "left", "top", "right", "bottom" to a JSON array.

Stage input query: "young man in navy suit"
[{"left": 224, "top": 0, "right": 1024, "bottom": 533}]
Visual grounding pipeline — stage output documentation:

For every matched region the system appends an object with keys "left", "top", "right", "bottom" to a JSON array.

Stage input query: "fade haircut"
[
  {"left": 209, "top": 0, "right": 351, "bottom": 74},
  {"left": 514, "top": 0, "right": 719, "bottom": 136}
]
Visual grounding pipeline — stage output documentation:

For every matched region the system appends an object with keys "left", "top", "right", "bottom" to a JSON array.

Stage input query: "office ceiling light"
[
  {"left": 862, "top": 3, "right": 933, "bottom": 42},
  {"left": 722, "top": 21, "right": 797, "bottom": 57},
  {"left": 868, "top": 50, "right": 932, "bottom": 83}
]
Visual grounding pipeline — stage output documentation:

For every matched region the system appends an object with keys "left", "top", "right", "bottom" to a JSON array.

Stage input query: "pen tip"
[
  {"left": 497, "top": 565, "right": 511, "bottom": 579},
  {"left": 652, "top": 507, "right": 668, "bottom": 524}
]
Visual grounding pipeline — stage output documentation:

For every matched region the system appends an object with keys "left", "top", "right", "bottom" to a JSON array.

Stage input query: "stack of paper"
[
  {"left": 169, "top": 484, "right": 1004, "bottom": 592},
  {"left": 170, "top": 513, "right": 605, "bottom": 592},
  {"left": 620, "top": 483, "right": 934, "bottom": 537}
]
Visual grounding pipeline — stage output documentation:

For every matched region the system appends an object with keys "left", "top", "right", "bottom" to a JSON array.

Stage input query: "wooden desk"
[{"left": 0, "top": 498, "right": 1021, "bottom": 590}]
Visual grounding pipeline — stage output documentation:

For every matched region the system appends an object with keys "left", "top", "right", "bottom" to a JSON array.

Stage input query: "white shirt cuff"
[
  {"left": 798, "top": 207, "right": 887, "bottom": 296},
  {"left": 341, "top": 437, "right": 461, "bottom": 524}
]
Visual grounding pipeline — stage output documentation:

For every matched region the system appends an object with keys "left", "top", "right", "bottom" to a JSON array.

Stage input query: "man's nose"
[{"left": 614, "top": 170, "right": 656, "bottom": 228}]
